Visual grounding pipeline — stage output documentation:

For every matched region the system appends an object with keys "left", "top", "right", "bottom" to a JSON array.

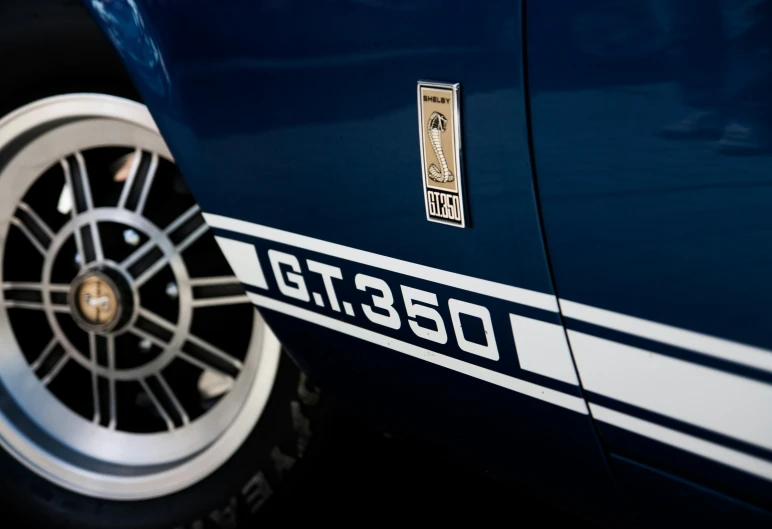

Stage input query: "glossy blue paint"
[
  {"left": 610, "top": 454, "right": 772, "bottom": 527},
  {"left": 85, "top": 0, "right": 631, "bottom": 525},
  {"left": 526, "top": 0, "right": 772, "bottom": 515}
]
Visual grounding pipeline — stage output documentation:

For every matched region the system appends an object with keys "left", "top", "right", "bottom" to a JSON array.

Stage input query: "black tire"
[
  {"left": 2, "top": 357, "right": 325, "bottom": 529},
  {"left": 0, "top": 2, "right": 329, "bottom": 527}
]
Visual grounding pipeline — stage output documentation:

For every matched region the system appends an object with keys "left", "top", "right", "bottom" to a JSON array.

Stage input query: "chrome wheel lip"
[
  {"left": 0, "top": 94, "right": 280, "bottom": 500},
  {"left": 0, "top": 328, "right": 282, "bottom": 500}
]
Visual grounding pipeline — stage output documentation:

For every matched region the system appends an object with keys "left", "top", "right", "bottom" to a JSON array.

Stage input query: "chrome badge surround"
[{"left": 417, "top": 81, "right": 465, "bottom": 228}]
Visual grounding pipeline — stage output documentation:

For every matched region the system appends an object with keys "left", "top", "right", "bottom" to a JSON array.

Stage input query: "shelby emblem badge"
[{"left": 417, "top": 81, "right": 465, "bottom": 228}]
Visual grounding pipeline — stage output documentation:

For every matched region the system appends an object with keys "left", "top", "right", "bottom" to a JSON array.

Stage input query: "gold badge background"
[{"left": 420, "top": 87, "right": 459, "bottom": 194}]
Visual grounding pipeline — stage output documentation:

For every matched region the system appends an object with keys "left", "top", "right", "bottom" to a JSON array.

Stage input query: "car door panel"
[{"left": 526, "top": 0, "right": 772, "bottom": 514}]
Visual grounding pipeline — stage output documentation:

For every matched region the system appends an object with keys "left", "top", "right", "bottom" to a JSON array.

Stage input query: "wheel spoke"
[
  {"left": 166, "top": 204, "right": 208, "bottom": 255},
  {"left": 2, "top": 281, "right": 69, "bottom": 293},
  {"left": 183, "top": 333, "right": 243, "bottom": 378},
  {"left": 129, "top": 325, "right": 168, "bottom": 349},
  {"left": 3, "top": 278, "right": 70, "bottom": 312},
  {"left": 188, "top": 333, "right": 243, "bottom": 370},
  {"left": 138, "top": 307, "right": 242, "bottom": 371},
  {"left": 117, "top": 150, "right": 159, "bottom": 215},
  {"left": 60, "top": 159, "right": 85, "bottom": 262},
  {"left": 41, "top": 353, "right": 69, "bottom": 386},
  {"left": 89, "top": 333, "right": 101, "bottom": 424},
  {"left": 156, "top": 373, "right": 190, "bottom": 426},
  {"left": 191, "top": 295, "right": 248, "bottom": 308},
  {"left": 176, "top": 223, "right": 208, "bottom": 254},
  {"left": 120, "top": 239, "right": 167, "bottom": 288},
  {"left": 3, "top": 281, "right": 70, "bottom": 314},
  {"left": 132, "top": 251, "right": 168, "bottom": 288},
  {"left": 190, "top": 276, "right": 249, "bottom": 308},
  {"left": 120, "top": 238, "right": 156, "bottom": 270},
  {"left": 137, "top": 307, "right": 177, "bottom": 334},
  {"left": 189, "top": 276, "right": 242, "bottom": 287},
  {"left": 120, "top": 205, "right": 208, "bottom": 288},
  {"left": 106, "top": 335, "right": 117, "bottom": 430},
  {"left": 32, "top": 339, "right": 68, "bottom": 383},
  {"left": 61, "top": 154, "right": 103, "bottom": 264},
  {"left": 165, "top": 204, "right": 201, "bottom": 234},
  {"left": 61, "top": 153, "right": 94, "bottom": 214},
  {"left": 139, "top": 378, "right": 175, "bottom": 431},
  {"left": 3, "top": 281, "right": 70, "bottom": 311},
  {"left": 178, "top": 352, "right": 238, "bottom": 379},
  {"left": 136, "top": 307, "right": 242, "bottom": 378},
  {"left": 10, "top": 217, "right": 48, "bottom": 255},
  {"left": 30, "top": 337, "right": 58, "bottom": 371},
  {"left": 13, "top": 202, "right": 55, "bottom": 255},
  {"left": 4, "top": 300, "right": 69, "bottom": 312}
]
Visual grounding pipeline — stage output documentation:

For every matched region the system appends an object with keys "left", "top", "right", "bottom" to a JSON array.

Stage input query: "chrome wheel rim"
[{"left": 0, "top": 94, "right": 280, "bottom": 500}]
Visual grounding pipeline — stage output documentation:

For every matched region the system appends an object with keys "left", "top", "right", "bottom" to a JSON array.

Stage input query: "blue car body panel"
[
  {"left": 86, "top": 0, "right": 772, "bottom": 525},
  {"left": 527, "top": 0, "right": 772, "bottom": 517}
]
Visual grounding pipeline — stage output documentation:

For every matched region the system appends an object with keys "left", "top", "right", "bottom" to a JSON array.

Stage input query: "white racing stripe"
[
  {"left": 510, "top": 315, "right": 578, "bottom": 385},
  {"left": 591, "top": 404, "right": 772, "bottom": 483},
  {"left": 205, "top": 214, "right": 772, "bottom": 476},
  {"left": 204, "top": 213, "right": 559, "bottom": 312},
  {"left": 561, "top": 299, "right": 772, "bottom": 374},
  {"left": 214, "top": 236, "right": 268, "bottom": 289},
  {"left": 248, "top": 292, "right": 588, "bottom": 414},
  {"left": 570, "top": 331, "right": 772, "bottom": 453}
]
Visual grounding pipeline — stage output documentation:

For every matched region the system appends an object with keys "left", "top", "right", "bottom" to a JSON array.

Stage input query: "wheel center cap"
[
  {"left": 79, "top": 277, "right": 117, "bottom": 324},
  {"left": 70, "top": 270, "right": 131, "bottom": 333}
]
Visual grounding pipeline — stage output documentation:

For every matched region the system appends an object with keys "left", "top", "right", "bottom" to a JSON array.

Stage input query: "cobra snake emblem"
[{"left": 427, "top": 111, "right": 454, "bottom": 183}]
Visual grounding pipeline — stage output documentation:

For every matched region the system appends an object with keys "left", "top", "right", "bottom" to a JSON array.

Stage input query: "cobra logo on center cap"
[{"left": 70, "top": 271, "right": 125, "bottom": 333}]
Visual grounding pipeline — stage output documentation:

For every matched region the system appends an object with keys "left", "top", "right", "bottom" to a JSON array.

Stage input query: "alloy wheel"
[{"left": 0, "top": 94, "right": 280, "bottom": 500}]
